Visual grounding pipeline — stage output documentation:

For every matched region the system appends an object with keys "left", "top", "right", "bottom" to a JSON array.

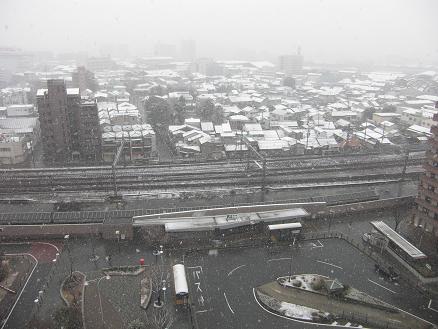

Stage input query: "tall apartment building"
[
  {"left": 279, "top": 48, "right": 303, "bottom": 76},
  {"left": 78, "top": 100, "right": 102, "bottom": 162},
  {"left": 72, "top": 66, "right": 98, "bottom": 95},
  {"left": 37, "top": 80, "right": 72, "bottom": 163},
  {"left": 37, "top": 79, "right": 101, "bottom": 163},
  {"left": 412, "top": 103, "right": 438, "bottom": 240},
  {"left": 180, "top": 40, "right": 196, "bottom": 62}
]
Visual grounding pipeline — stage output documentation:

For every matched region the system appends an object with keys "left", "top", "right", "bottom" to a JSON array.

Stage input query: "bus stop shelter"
[
  {"left": 268, "top": 222, "right": 302, "bottom": 241},
  {"left": 370, "top": 221, "right": 427, "bottom": 263}
]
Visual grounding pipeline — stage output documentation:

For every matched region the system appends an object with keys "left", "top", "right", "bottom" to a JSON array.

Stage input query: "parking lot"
[{"left": 182, "top": 238, "right": 437, "bottom": 329}]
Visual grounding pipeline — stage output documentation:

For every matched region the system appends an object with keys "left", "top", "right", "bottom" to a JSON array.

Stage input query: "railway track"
[
  {"left": 0, "top": 152, "right": 425, "bottom": 194},
  {"left": 0, "top": 164, "right": 422, "bottom": 194},
  {"left": 0, "top": 151, "right": 424, "bottom": 177}
]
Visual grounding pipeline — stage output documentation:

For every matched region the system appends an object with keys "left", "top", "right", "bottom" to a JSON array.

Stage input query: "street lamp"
[
  {"left": 153, "top": 246, "right": 165, "bottom": 308},
  {"left": 328, "top": 210, "right": 335, "bottom": 232},
  {"left": 162, "top": 281, "right": 167, "bottom": 302},
  {"left": 115, "top": 230, "right": 120, "bottom": 253},
  {"left": 64, "top": 234, "right": 73, "bottom": 276},
  {"left": 418, "top": 224, "right": 425, "bottom": 249},
  {"left": 288, "top": 236, "right": 297, "bottom": 282},
  {"left": 153, "top": 245, "right": 164, "bottom": 265}
]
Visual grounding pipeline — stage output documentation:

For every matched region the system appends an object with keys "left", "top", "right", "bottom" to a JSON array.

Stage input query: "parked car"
[{"left": 374, "top": 264, "right": 400, "bottom": 282}]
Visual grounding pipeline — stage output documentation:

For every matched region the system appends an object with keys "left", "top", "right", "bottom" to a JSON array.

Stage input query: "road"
[
  {"left": 181, "top": 239, "right": 437, "bottom": 329},
  {"left": 0, "top": 242, "right": 60, "bottom": 329}
]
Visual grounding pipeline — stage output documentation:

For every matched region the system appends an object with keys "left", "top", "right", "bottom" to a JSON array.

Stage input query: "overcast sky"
[{"left": 1, "top": 0, "right": 437, "bottom": 65}]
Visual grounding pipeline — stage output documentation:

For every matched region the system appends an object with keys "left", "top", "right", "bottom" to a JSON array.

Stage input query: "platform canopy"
[
  {"left": 268, "top": 222, "right": 302, "bottom": 231},
  {"left": 371, "top": 221, "right": 427, "bottom": 260}
]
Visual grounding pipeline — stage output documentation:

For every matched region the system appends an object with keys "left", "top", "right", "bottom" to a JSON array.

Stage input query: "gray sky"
[{"left": 1, "top": 0, "right": 437, "bottom": 65}]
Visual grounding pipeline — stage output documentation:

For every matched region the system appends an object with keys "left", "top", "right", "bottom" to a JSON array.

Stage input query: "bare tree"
[
  {"left": 147, "top": 306, "right": 174, "bottom": 329},
  {"left": 149, "top": 264, "right": 170, "bottom": 307},
  {"left": 393, "top": 205, "right": 408, "bottom": 232},
  {"left": 127, "top": 319, "right": 146, "bottom": 329}
]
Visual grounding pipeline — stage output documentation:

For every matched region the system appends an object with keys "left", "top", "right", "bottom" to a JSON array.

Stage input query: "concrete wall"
[
  {"left": 0, "top": 222, "right": 133, "bottom": 240},
  {"left": 319, "top": 196, "right": 414, "bottom": 217},
  {"left": 134, "top": 202, "right": 326, "bottom": 220}
]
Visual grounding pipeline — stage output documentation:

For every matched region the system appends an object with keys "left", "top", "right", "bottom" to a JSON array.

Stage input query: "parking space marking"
[
  {"left": 227, "top": 264, "right": 246, "bottom": 277},
  {"left": 195, "top": 309, "right": 209, "bottom": 314},
  {"left": 315, "top": 260, "right": 343, "bottom": 270},
  {"left": 187, "top": 265, "right": 211, "bottom": 314},
  {"left": 267, "top": 257, "right": 291, "bottom": 262},
  {"left": 428, "top": 299, "right": 438, "bottom": 313},
  {"left": 307, "top": 240, "right": 324, "bottom": 249},
  {"left": 223, "top": 292, "right": 235, "bottom": 314},
  {"left": 367, "top": 279, "right": 397, "bottom": 294}
]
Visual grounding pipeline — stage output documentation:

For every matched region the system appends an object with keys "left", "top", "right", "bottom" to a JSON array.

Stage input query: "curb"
[
  {"left": 140, "top": 277, "right": 153, "bottom": 310},
  {"left": 59, "top": 271, "right": 86, "bottom": 306},
  {"left": 81, "top": 273, "right": 87, "bottom": 329}
]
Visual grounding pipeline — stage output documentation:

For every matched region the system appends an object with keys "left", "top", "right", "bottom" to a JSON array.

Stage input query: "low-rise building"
[
  {"left": 101, "top": 124, "right": 156, "bottom": 163},
  {"left": 0, "top": 134, "right": 30, "bottom": 165},
  {"left": 6, "top": 104, "right": 36, "bottom": 117},
  {"left": 400, "top": 107, "right": 436, "bottom": 129}
]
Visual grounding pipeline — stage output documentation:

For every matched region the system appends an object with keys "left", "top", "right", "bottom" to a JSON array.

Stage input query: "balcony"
[
  {"left": 428, "top": 136, "right": 438, "bottom": 149},
  {"left": 412, "top": 208, "right": 436, "bottom": 223},
  {"left": 426, "top": 150, "right": 438, "bottom": 160},
  {"left": 420, "top": 175, "right": 438, "bottom": 189},
  {"left": 418, "top": 186, "right": 438, "bottom": 201},
  {"left": 423, "top": 162, "right": 438, "bottom": 176},
  {"left": 416, "top": 197, "right": 438, "bottom": 215}
]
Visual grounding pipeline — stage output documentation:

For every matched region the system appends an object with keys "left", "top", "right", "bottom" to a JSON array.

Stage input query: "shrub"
[{"left": 0, "top": 260, "right": 9, "bottom": 282}]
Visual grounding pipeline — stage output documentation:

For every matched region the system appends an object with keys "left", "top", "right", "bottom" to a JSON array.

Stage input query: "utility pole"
[
  {"left": 305, "top": 115, "right": 314, "bottom": 151},
  {"left": 241, "top": 136, "right": 267, "bottom": 202},
  {"left": 112, "top": 140, "right": 125, "bottom": 198},
  {"left": 398, "top": 148, "right": 410, "bottom": 197},
  {"left": 401, "top": 149, "right": 409, "bottom": 180}
]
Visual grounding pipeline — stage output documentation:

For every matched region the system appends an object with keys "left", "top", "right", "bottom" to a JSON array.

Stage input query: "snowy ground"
[
  {"left": 279, "top": 301, "right": 322, "bottom": 321},
  {"left": 278, "top": 274, "right": 326, "bottom": 292}
]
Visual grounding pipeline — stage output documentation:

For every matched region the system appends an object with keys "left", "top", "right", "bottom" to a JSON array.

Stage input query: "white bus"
[{"left": 173, "top": 264, "right": 189, "bottom": 305}]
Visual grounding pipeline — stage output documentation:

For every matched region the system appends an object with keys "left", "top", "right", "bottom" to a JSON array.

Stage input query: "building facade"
[
  {"left": 412, "top": 104, "right": 438, "bottom": 238},
  {"left": 0, "top": 134, "right": 30, "bottom": 165},
  {"left": 72, "top": 66, "right": 97, "bottom": 95},
  {"left": 37, "top": 79, "right": 102, "bottom": 163},
  {"left": 77, "top": 101, "right": 102, "bottom": 162},
  {"left": 37, "top": 79, "right": 72, "bottom": 163},
  {"left": 278, "top": 50, "right": 303, "bottom": 76}
]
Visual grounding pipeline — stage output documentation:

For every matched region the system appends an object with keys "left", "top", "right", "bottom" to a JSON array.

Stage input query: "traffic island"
[
  {"left": 60, "top": 271, "right": 85, "bottom": 307},
  {"left": 255, "top": 274, "right": 437, "bottom": 329}
]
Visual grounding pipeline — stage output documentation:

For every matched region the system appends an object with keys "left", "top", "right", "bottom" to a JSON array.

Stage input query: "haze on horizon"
[{"left": 1, "top": 0, "right": 437, "bottom": 66}]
